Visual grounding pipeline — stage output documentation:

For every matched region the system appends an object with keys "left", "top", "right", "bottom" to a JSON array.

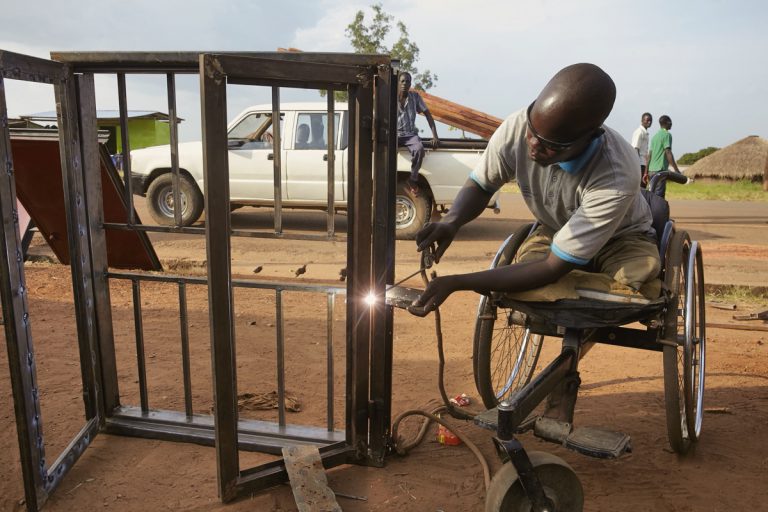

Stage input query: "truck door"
[
  {"left": 284, "top": 111, "right": 344, "bottom": 202},
  {"left": 226, "top": 111, "right": 286, "bottom": 201}
]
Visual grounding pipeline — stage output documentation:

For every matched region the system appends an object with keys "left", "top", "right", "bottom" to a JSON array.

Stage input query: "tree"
[
  {"left": 678, "top": 146, "right": 720, "bottom": 165},
  {"left": 345, "top": 3, "right": 437, "bottom": 91}
]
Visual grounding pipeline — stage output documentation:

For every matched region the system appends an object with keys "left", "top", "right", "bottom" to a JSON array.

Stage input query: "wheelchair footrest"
[{"left": 564, "top": 426, "right": 632, "bottom": 459}]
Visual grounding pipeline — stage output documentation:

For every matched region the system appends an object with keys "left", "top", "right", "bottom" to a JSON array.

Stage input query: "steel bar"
[
  {"left": 178, "top": 282, "right": 194, "bottom": 418},
  {"left": 51, "top": 51, "right": 390, "bottom": 73},
  {"left": 131, "top": 279, "right": 149, "bottom": 412},
  {"left": 326, "top": 91, "right": 335, "bottom": 237},
  {"left": 43, "top": 417, "right": 99, "bottom": 496},
  {"left": 203, "top": 54, "right": 367, "bottom": 87},
  {"left": 271, "top": 86, "right": 283, "bottom": 234},
  {"left": 166, "top": 73, "right": 182, "bottom": 226},
  {"left": 107, "top": 269, "right": 345, "bottom": 294},
  {"left": 590, "top": 326, "right": 662, "bottom": 352},
  {"left": 346, "top": 82, "right": 374, "bottom": 460},
  {"left": 326, "top": 293, "right": 335, "bottom": 432},
  {"left": 116, "top": 73, "right": 134, "bottom": 225},
  {"left": 105, "top": 406, "right": 344, "bottom": 450},
  {"left": 368, "top": 64, "right": 397, "bottom": 464},
  {"left": 76, "top": 74, "right": 120, "bottom": 419},
  {"left": 0, "top": 72, "right": 48, "bottom": 511},
  {"left": 276, "top": 289, "right": 286, "bottom": 427},
  {"left": 1, "top": 50, "right": 66, "bottom": 82},
  {"left": 199, "top": 53, "right": 240, "bottom": 498},
  {"left": 344, "top": 86, "right": 357, "bottom": 449}
]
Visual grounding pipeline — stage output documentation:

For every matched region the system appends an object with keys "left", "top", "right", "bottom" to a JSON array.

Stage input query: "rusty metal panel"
[{"left": 9, "top": 134, "right": 161, "bottom": 270}]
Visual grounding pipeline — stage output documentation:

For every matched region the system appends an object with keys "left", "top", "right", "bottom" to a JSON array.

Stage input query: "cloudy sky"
[{"left": 2, "top": 0, "right": 766, "bottom": 154}]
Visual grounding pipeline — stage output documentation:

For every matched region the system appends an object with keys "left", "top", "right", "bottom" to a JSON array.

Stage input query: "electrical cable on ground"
[{"left": 391, "top": 263, "right": 492, "bottom": 491}]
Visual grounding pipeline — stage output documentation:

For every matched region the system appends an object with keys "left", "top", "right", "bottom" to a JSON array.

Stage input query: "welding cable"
[{"left": 389, "top": 264, "right": 491, "bottom": 492}]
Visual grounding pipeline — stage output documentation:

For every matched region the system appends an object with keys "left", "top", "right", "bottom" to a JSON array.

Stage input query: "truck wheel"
[
  {"left": 396, "top": 181, "right": 431, "bottom": 240},
  {"left": 146, "top": 173, "right": 204, "bottom": 226}
]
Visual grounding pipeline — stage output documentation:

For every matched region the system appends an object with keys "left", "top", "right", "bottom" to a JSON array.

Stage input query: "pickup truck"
[{"left": 129, "top": 102, "right": 497, "bottom": 239}]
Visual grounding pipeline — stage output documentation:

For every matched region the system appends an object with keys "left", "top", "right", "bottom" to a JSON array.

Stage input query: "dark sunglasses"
[{"left": 526, "top": 101, "right": 600, "bottom": 152}]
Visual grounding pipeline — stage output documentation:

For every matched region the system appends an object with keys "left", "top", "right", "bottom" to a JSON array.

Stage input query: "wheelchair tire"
[
  {"left": 485, "top": 451, "right": 584, "bottom": 512},
  {"left": 684, "top": 241, "right": 706, "bottom": 441},
  {"left": 662, "top": 230, "right": 697, "bottom": 454},
  {"left": 474, "top": 224, "right": 544, "bottom": 409}
]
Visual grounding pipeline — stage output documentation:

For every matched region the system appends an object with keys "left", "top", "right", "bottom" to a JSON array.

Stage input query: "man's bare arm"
[
  {"left": 424, "top": 109, "right": 439, "bottom": 148},
  {"left": 664, "top": 148, "right": 681, "bottom": 173}
]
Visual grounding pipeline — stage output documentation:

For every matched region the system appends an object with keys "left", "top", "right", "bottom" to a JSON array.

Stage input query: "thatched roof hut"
[{"left": 686, "top": 135, "right": 768, "bottom": 183}]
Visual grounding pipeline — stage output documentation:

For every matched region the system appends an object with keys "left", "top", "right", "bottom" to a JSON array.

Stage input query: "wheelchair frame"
[{"left": 476, "top": 171, "right": 705, "bottom": 511}]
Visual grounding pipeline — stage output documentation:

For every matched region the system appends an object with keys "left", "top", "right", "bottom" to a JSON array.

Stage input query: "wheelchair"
[{"left": 473, "top": 171, "right": 705, "bottom": 511}]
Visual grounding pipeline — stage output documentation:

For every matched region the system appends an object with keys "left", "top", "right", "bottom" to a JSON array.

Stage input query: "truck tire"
[
  {"left": 396, "top": 181, "right": 431, "bottom": 240},
  {"left": 146, "top": 173, "right": 204, "bottom": 226}
]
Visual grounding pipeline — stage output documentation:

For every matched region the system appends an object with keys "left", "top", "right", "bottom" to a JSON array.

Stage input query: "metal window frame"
[
  {"left": 0, "top": 50, "right": 398, "bottom": 505},
  {"left": 0, "top": 50, "right": 104, "bottom": 511}
]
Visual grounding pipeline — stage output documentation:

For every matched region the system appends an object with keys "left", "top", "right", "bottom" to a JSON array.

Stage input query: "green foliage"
[
  {"left": 678, "top": 146, "right": 720, "bottom": 165},
  {"left": 345, "top": 3, "right": 437, "bottom": 91},
  {"left": 664, "top": 178, "right": 767, "bottom": 201}
]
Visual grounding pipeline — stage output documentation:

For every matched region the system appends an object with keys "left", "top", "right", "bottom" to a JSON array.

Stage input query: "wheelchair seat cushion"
[{"left": 493, "top": 270, "right": 665, "bottom": 329}]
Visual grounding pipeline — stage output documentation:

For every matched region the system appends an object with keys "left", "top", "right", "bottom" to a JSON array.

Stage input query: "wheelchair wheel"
[
  {"left": 684, "top": 241, "right": 706, "bottom": 441},
  {"left": 474, "top": 224, "right": 544, "bottom": 409},
  {"left": 662, "top": 230, "right": 704, "bottom": 453},
  {"left": 485, "top": 451, "right": 584, "bottom": 512}
]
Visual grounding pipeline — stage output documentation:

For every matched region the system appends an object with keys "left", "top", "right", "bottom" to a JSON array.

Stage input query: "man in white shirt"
[{"left": 631, "top": 113, "right": 652, "bottom": 188}]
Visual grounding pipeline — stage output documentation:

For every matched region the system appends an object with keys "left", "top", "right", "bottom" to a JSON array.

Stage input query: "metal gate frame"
[
  {"left": 0, "top": 50, "right": 105, "bottom": 511},
  {"left": 3, "top": 50, "right": 398, "bottom": 508}
]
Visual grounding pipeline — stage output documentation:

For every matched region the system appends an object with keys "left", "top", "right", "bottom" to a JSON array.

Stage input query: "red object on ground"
[{"left": 437, "top": 423, "right": 461, "bottom": 446}]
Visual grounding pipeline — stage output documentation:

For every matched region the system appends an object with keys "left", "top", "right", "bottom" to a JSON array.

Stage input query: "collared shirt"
[
  {"left": 397, "top": 91, "right": 427, "bottom": 137},
  {"left": 631, "top": 125, "right": 650, "bottom": 165},
  {"left": 470, "top": 108, "right": 654, "bottom": 265}
]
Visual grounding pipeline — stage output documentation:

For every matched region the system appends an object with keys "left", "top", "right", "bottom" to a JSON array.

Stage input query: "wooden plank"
[
  {"left": 420, "top": 90, "right": 502, "bottom": 138},
  {"left": 282, "top": 445, "right": 342, "bottom": 512}
]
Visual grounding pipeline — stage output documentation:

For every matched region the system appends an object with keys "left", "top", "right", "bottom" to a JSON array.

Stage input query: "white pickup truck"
[{"left": 130, "top": 102, "right": 497, "bottom": 239}]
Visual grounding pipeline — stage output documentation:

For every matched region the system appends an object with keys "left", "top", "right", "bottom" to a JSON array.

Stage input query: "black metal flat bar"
[
  {"left": 498, "top": 349, "right": 577, "bottom": 434},
  {"left": 131, "top": 280, "right": 149, "bottom": 412},
  {"left": 116, "top": 73, "right": 134, "bottom": 224},
  {"left": 271, "top": 86, "right": 282, "bottom": 234},
  {"left": 368, "top": 62, "right": 397, "bottom": 464},
  {"left": 346, "top": 82, "right": 374, "bottom": 460},
  {"left": 344, "top": 86, "right": 357, "bottom": 448},
  {"left": 0, "top": 73, "right": 47, "bottom": 511},
  {"left": 76, "top": 74, "right": 121, "bottom": 420},
  {"left": 51, "top": 51, "right": 390, "bottom": 73},
  {"left": 105, "top": 406, "right": 345, "bottom": 449},
  {"left": 178, "top": 282, "right": 193, "bottom": 417},
  {"left": 326, "top": 92, "right": 335, "bottom": 237},
  {"left": 276, "top": 289, "right": 286, "bottom": 427},
  {"left": 326, "top": 293, "right": 335, "bottom": 432},
  {"left": 205, "top": 54, "right": 370, "bottom": 86},
  {"left": 55, "top": 71, "right": 103, "bottom": 425},
  {"left": 199, "top": 53, "right": 240, "bottom": 497},
  {"left": 0, "top": 50, "right": 67, "bottom": 82},
  {"left": 591, "top": 326, "right": 662, "bottom": 352},
  {"left": 166, "top": 73, "right": 182, "bottom": 226},
  {"left": 43, "top": 417, "right": 99, "bottom": 496},
  {"left": 107, "top": 270, "right": 347, "bottom": 294}
]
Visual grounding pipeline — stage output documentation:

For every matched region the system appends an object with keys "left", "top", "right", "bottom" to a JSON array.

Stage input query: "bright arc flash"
[{"left": 364, "top": 292, "right": 377, "bottom": 306}]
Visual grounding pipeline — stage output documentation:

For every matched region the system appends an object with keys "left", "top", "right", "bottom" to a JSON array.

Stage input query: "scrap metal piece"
[
  {"left": 733, "top": 310, "right": 768, "bottom": 321},
  {"left": 282, "top": 445, "right": 342, "bottom": 512}
]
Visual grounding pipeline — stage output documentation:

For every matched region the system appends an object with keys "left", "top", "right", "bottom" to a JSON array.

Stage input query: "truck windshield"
[{"left": 227, "top": 112, "right": 284, "bottom": 149}]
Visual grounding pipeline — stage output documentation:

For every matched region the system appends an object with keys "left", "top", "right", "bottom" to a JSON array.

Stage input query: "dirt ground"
[{"left": 1, "top": 195, "right": 767, "bottom": 511}]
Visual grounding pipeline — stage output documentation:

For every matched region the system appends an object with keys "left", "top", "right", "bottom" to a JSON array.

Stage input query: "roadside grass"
[
  {"left": 706, "top": 284, "right": 768, "bottom": 306},
  {"left": 665, "top": 179, "right": 766, "bottom": 201},
  {"left": 501, "top": 179, "right": 766, "bottom": 201}
]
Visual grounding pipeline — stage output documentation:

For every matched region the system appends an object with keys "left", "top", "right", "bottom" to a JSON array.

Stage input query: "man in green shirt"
[{"left": 647, "top": 115, "right": 682, "bottom": 197}]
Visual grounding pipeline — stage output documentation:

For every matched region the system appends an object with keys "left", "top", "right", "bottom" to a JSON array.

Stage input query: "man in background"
[
  {"left": 397, "top": 71, "right": 439, "bottom": 195},
  {"left": 647, "top": 115, "right": 683, "bottom": 197},
  {"left": 631, "top": 112, "right": 652, "bottom": 188}
]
